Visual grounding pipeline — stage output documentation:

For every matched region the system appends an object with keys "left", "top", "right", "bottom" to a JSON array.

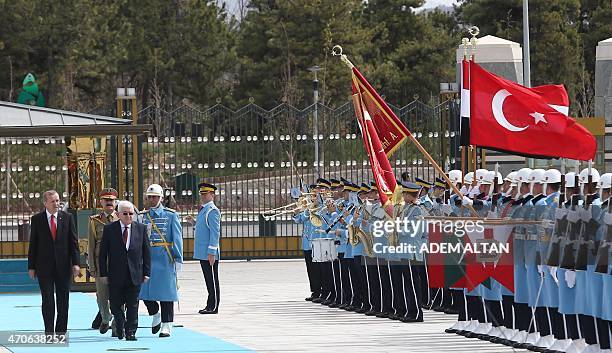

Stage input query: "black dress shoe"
[
  {"left": 328, "top": 302, "right": 340, "bottom": 308},
  {"left": 338, "top": 304, "right": 348, "bottom": 309},
  {"left": 345, "top": 306, "right": 358, "bottom": 312},
  {"left": 321, "top": 299, "right": 333, "bottom": 305},
  {"left": 456, "top": 330, "right": 469, "bottom": 336},
  {"left": 91, "top": 312, "right": 102, "bottom": 329},
  {"left": 512, "top": 342, "right": 528, "bottom": 348},
  {"left": 432, "top": 306, "right": 445, "bottom": 312},
  {"left": 400, "top": 317, "right": 423, "bottom": 323},
  {"left": 464, "top": 331, "right": 480, "bottom": 338},
  {"left": 355, "top": 307, "right": 368, "bottom": 314},
  {"left": 199, "top": 309, "right": 218, "bottom": 314},
  {"left": 125, "top": 334, "right": 137, "bottom": 341},
  {"left": 312, "top": 298, "right": 324, "bottom": 303},
  {"left": 444, "top": 308, "right": 459, "bottom": 314},
  {"left": 445, "top": 328, "right": 458, "bottom": 334},
  {"left": 388, "top": 314, "right": 402, "bottom": 320},
  {"left": 117, "top": 330, "right": 125, "bottom": 340},
  {"left": 99, "top": 322, "right": 109, "bottom": 334},
  {"left": 375, "top": 312, "right": 389, "bottom": 318},
  {"left": 305, "top": 297, "right": 314, "bottom": 301},
  {"left": 365, "top": 310, "right": 378, "bottom": 316},
  {"left": 152, "top": 322, "right": 161, "bottom": 334}
]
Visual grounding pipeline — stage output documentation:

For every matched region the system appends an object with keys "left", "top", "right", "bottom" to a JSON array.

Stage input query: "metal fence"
[{"left": 0, "top": 99, "right": 460, "bottom": 259}]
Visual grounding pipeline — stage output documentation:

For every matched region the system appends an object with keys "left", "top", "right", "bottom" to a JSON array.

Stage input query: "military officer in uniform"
[
  {"left": 88, "top": 188, "right": 119, "bottom": 334},
  {"left": 194, "top": 182, "right": 221, "bottom": 314},
  {"left": 139, "top": 184, "right": 184, "bottom": 337}
]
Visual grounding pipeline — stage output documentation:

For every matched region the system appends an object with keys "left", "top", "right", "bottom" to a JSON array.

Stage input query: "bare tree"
[{"left": 575, "top": 60, "right": 594, "bottom": 118}]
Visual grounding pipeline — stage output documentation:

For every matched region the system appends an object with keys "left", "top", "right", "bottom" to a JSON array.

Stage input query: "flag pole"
[
  {"left": 468, "top": 28, "right": 479, "bottom": 182},
  {"left": 333, "top": 45, "right": 478, "bottom": 217}
]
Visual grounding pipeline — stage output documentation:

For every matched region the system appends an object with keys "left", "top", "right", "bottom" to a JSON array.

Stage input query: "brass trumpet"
[{"left": 261, "top": 195, "right": 314, "bottom": 220}]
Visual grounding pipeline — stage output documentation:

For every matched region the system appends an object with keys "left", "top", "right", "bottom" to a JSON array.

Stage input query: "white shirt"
[
  {"left": 45, "top": 209, "right": 59, "bottom": 231},
  {"left": 119, "top": 221, "right": 132, "bottom": 251}
]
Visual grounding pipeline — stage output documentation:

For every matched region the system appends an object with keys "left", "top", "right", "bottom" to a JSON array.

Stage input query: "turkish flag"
[{"left": 469, "top": 61, "right": 596, "bottom": 161}]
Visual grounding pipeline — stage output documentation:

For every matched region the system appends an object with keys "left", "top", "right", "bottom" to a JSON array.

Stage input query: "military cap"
[
  {"left": 198, "top": 182, "right": 217, "bottom": 194},
  {"left": 99, "top": 188, "right": 118, "bottom": 199}
]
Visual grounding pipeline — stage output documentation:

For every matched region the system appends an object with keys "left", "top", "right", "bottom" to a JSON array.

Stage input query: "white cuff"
[{"left": 208, "top": 245, "right": 219, "bottom": 250}]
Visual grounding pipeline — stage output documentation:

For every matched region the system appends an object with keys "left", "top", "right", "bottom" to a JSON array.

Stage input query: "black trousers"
[
  {"left": 351, "top": 256, "right": 368, "bottom": 309},
  {"left": 303, "top": 250, "right": 320, "bottom": 297},
  {"left": 484, "top": 300, "right": 503, "bottom": 327},
  {"left": 367, "top": 258, "right": 381, "bottom": 312},
  {"left": 420, "top": 257, "right": 431, "bottom": 306},
  {"left": 317, "top": 261, "right": 334, "bottom": 301},
  {"left": 501, "top": 295, "right": 515, "bottom": 329},
  {"left": 456, "top": 290, "right": 468, "bottom": 322},
  {"left": 466, "top": 295, "right": 485, "bottom": 322},
  {"left": 579, "top": 314, "right": 597, "bottom": 344},
  {"left": 338, "top": 254, "right": 352, "bottom": 305},
  {"left": 143, "top": 300, "right": 174, "bottom": 323},
  {"left": 379, "top": 260, "right": 393, "bottom": 314},
  {"left": 513, "top": 301, "right": 532, "bottom": 332},
  {"left": 332, "top": 258, "right": 341, "bottom": 302},
  {"left": 199, "top": 260, "right": 220, "bottom": 311},
  {"left": 37, "top": 272, "right": 71, "bottom": 334},
  {"left": 390, "top": 265, "right": 406, "bottom": 316},
  {"left": 109, "top": 277, "right": 141, "bottom": 335},
  {"left": 407, "top": 262, "right": 424, "bottom": 320}
]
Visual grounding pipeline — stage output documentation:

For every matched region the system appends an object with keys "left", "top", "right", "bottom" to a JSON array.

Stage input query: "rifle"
[
  {"left": 559, "top": 173, "right": 581, "bottom": 269},
  {"left": 595, "top": 188, "right": 612, "bottom": 273},
  {"left": 546, "top": 173, "right": 565, "bottom": 266},
  {"left": 574, "top": 169, "right": 598, "bottom": 271}
]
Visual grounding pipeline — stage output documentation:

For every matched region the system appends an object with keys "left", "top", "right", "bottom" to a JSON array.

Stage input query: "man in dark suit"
[
  {"left": 99, "top": 200, "right": 150, "bottom": 341},
  {"left": 27, "top": 190, "right": 80, "bottom": 336}
]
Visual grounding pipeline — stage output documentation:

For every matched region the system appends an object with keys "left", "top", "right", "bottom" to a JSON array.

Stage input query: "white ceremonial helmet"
[
  {"left": 475, "top": 169, "right": 488, "bottom": 184},
  {"left": 565, "top": 172, "right": 577, "bottom": 188},
  {"left": 146, "top": 184, "right": 164, "bottom": 197},
  {"left": 598, "top": 173, "right": 612, "bottom": 190},
  {"left": 543, "top": 169, "right": 562, "bottom": 184},
  {"left": 579, "top": 167, "right": 600, "bottom": 184},
  {"left": 464, "top": 172, "right": 474, "bottom": 185},
  {"left": 505, "top": 171, "right": 517, "bottom": 186},
  {"left": 480, "top": 171, "right": 495, "bottom": 185},
  {"left": 528, "top": 169, "right": 546, "bottom": 194},
  {"left": 515, "top": 168, "right": 533, "bottom": 194},
  {"left": 448, "top": 170, "right": 463, "bottom": 184},
  {"left": 529, "top": 169, "right": 546, "bottom": 184}
]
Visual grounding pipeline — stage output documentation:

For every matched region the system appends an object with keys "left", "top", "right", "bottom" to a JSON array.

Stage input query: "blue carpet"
[{"left": 0, "top": 292, "right": 252, "bottom": 352}]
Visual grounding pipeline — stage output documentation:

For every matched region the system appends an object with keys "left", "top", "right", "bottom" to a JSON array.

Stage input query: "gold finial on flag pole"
[
  {"left": 332, "top": 45, "right": 355, "bottom": 69},
  {"left": 468, "top": 26, "right": 479, "bottom": 60},
  {"left": 462, "top": 38, "right": 469, "bottom": 59}
]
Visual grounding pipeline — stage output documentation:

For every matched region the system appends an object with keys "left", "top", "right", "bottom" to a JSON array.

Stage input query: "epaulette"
[
  {"left": 165, "top": 207, "right": 176, "bottom": 213},
  {"left": 90, "top": 212, "right": 103, "bottom": 219}
]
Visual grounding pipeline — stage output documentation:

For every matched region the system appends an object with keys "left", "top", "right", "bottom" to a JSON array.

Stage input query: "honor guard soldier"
[
  {"left": 88, "top": 188, "right": 119, "bottom": 334},
  {"left": 139, "top": 184, "right": 184, "bottom": 337},
  {"left": 195, "top": 182, "right": 221, "bottom": 314}
]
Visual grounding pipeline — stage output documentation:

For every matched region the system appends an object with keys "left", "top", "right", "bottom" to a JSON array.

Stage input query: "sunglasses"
[{"left": 122, "top": 212, "right": 134, "bottom": 216}]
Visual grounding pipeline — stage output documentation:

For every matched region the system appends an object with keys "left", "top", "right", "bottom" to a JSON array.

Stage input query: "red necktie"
[
  {"left": 50, "top": 214, "right": 57, "bottom": 241},
  {"left": 122, "top": 226, "right": 128, "bottom": 245}
]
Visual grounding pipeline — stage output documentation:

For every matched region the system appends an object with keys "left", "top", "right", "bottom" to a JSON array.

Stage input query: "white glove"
[
  {"left": 564, "top": 270, "right": 576, "bottom": 288},
  {"left": 462, "top": 196, "right": 473, "bottom": 206},
  {"left": 175, "top": 262, "right": 183, "bottom": 272},
  {"left": 549, "top": 266, "right": 559, "bottom": 285},
  {"left": 537, "top": 265, "right": 544, "bottom": 276}
]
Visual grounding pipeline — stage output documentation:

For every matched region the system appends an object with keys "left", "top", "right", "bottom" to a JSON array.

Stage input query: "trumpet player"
[
  {"left": 314, "top": 179, "right": 337, "bottom": 304},
  {"left": 347, "top": 183, "right": 375, "bottom": 315},
  {"left": 328, "top": 179, "right": 345, "bottom": 308},
  {"left": 337, "top": 182, "right": 361, "bottom": 311},
  {"left": 294, "top": 184, "right": 321, "bottom": 302}
]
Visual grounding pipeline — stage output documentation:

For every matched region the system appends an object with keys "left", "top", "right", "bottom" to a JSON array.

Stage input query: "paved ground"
[{"left": 1, "top": 259, "right": 528, "bottom": 352}]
